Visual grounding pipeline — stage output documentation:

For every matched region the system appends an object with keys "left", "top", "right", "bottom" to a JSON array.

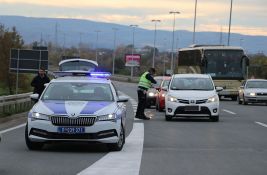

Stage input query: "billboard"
[
  {"left": 125, "top": 54, "right": 141, "bottom": 67},
  {"left": 10, "top": 49, "right": 49, "bottom": 73}
]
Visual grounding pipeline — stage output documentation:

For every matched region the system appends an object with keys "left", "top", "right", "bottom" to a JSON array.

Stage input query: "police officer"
[
  {"left": 135, "top": 68, "right": 157, "bottom": 120},
  {"left": 31, "top": 67, "right": 50, "bottom": 97}
]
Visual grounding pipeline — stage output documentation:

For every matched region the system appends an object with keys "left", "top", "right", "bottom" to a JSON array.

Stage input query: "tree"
[{"left": 0, "top": 24, "right": 25, "bottom": 94}]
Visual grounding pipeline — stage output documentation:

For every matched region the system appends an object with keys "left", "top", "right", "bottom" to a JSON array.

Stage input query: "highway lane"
[
  {"left": 113, "top": 82, "right": 267, "bottom": 175},
  {"left": 0, "top": 81, "right": 266, "bottom": 175}
]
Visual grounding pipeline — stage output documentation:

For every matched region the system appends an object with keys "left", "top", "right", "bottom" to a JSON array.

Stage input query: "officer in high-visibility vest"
[{"left": 135, "top": 68, "right": 157, "bottom": 120}]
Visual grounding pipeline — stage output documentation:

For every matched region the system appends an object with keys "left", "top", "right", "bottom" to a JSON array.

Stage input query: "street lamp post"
[
  {"left": 193, "top": 0, "right": 198, "bottom": 44},
  {"left": 151, "top": 19, "right": 161, "bottom": 68},
  {"left": 95, "top": 30, "right": 101, "bottom": 62},
  {"left": 130, "top": 25, "right": 138, "bottom": 79},
  {"left": 227, "top": 0, "right": 233, "bottom": 46},
  {"left": 112, "top": 28, "right": 118, "bottom": 75},
  {"left": 169, "top": 11, "right": 180, "bottom": 73}
]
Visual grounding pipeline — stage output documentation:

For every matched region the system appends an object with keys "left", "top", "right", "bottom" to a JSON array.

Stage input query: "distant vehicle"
[
  {"left": 178, "top": 45, "right": 249, "bottom": 101},
  {"left": 25, "top": 71, "right": 128, "bottom": 151},
  {"left": 59, "top": 58, "right": 98, "bottom": 72},
  {"left": 164, "top": 74, "right": 223, "bottom": 122},
  {"left": 156, "top": 77, "right": 171, "bottom": 112},
  {"left": 146, "top": 76, "right": 164, "bottom": 108},
  {"left": 238, "top": 79, "right": 267, "bottom": 105}
]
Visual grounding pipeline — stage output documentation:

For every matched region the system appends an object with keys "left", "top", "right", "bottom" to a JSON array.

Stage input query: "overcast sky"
[{"left": 0, "top": 0, "right": 266, "bottom": 36}]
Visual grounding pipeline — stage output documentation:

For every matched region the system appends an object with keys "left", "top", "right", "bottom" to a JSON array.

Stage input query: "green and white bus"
[{"left": 177, "top": 45, "right": 249, "bottom": 100}]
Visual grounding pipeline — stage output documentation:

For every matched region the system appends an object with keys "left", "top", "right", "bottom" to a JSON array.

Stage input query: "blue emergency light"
[{"left": 53, "top": 71, "right": 111, "bottom": 78}]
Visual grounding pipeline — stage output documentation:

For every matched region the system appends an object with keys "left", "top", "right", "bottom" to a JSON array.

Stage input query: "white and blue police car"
[{"left": 25, "top": 72, "right": 128, "bottom": 151}]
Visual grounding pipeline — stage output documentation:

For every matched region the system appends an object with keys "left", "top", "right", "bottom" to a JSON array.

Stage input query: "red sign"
[{"left": 125, "top": 54, "right": 141, "bottom": 67}]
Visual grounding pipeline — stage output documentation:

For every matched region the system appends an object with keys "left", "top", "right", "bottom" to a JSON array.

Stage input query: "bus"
[
  {"left": 59, "top": 58, "right": 98, "bottom": 72},
  {"left": 177, "top": 45, "right": 249, "bottom": 100}
]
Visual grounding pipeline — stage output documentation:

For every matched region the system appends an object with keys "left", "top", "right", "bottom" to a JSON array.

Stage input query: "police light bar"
[{"left": 53, "top": 71, "right": 111, "bottom": 78}]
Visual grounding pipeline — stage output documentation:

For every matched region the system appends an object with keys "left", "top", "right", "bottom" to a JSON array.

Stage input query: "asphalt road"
[{"left": 1, "top": 81, "right": 267, "bottom": 175}]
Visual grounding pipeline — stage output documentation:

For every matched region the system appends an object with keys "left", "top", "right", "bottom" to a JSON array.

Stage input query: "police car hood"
[{"left": 33, "top": 100, "right": 116, "bottom": 116}]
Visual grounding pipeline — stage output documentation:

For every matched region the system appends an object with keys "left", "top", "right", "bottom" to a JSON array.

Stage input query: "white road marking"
[
  {"left": 0, "top": 123, "right": 26, "bottom": 134},
  {"left": 255, "top": 121, "right": 267, "bottom": 128},
  {"left": 77, "top": 123, "right": 144, "bottom": 175},
  {"left": 222, "top": 109, "right": 236, "bottom": 115}
]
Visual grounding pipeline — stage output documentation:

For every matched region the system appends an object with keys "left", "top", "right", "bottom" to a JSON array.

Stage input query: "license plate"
[
  {"left": 58, "top": 127, "right": 85, "bottom": 134},
  {"left": 184, "top": 106, "right": 200, "bottom": 111}
]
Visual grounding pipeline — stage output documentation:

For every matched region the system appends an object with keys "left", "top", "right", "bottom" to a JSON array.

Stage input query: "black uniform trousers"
[{"left": 136, "top": 89, "right": 147, "bottom": 118}]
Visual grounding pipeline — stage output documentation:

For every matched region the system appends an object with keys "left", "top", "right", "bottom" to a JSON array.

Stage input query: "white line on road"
[
  {"left": 255, "top": 121, "right": 267, "bottom": 128},
  {"left": 0, "top": 123, "right": 26, "bottom": 134},
  {"left": 77, "top": 123, "right": 144, "bottom": 175},
  {"left": 222, "top": 109, "right": 236, "bottom": 115}
]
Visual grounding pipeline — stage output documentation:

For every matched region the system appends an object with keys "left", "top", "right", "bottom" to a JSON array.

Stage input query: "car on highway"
[
  {"left": 146, "top": 76, "right": 164, "bottom": 108},
  {"left": 25, "top": 71, "right": 128, "bottom": 151},
  {"left": 156, "top": 77, "right": 171, "bottom": 112},
  {"left": 238, "top": 79, "right": 267, "bottom": 105},
  {"left": 164, "top": 74, "right": 223, "bottom": 121}
]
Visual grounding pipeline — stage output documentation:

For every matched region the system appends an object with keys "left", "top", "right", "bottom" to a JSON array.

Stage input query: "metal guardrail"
[
  {"left": 110, "top": 74, "right": 139, "bottom": 83},
  {"left": 0, "top": 92, "right": 33, "bottom": 116}
]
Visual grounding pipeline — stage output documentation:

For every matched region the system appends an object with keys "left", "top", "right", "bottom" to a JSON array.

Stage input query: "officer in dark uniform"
[
  {"left": 135, "top": 68, "right": 157, "bottom": 120},
  {"left": 31, "top": 67, "right": 50, "bottom": 97}
]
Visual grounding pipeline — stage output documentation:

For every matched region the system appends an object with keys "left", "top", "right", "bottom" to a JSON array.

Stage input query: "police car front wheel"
[
  {"left": 107, "top": 125, "right": 125, "bottom": 151},
  {"left": 25, "top": 124, "right": 44, "bottom": 150}
]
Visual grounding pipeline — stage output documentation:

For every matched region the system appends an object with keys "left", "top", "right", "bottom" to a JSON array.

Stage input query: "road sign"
[
  {"left": 125, "top": 54, "right": 141, "bottom": 67},
  {"left": 10, "top": 49, "right": 48, "bottom": 73}
]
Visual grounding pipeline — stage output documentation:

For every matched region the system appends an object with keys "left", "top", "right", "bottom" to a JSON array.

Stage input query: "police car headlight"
[
  {"left": 161, "top": 93, "right": 165, "bottom": 97},
  {"left": 97, "top": 114, "right": 116, "bottom": 121},
  {"left": 31, "top": 112, "right": 50, "bottom": 121},
  {"left": 167, "top": 95, "right": 178, "bottom": 102},
  {"left": 207, "top": 95, "right": 219, "bottom": 103}
]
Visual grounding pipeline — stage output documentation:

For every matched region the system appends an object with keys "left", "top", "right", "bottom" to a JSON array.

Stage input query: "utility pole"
[
  {"left": 227, "top": 0, "right": 233, "bottom": 46},
  {"left": 151, "top": 19, "right": 161, "bottom": 68},
  {"left": 169, "top": 11, "right": 180, "bottom": 73},
  {"left": 112, "top": 28, "right": 118, "bottom": 75},
  {"left": 193, "top": 0, "right": 198, "bottom": 44}
]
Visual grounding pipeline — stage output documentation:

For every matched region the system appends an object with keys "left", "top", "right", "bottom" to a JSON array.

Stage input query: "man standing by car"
[
  {"left": 31, "top": 67, "right": 50, "bottom": 97},
  {"left": 135, "top": 68, "right": 157, "bottom": 120}
]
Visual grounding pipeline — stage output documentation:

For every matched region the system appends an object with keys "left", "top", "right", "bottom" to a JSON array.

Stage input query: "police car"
[{"left": 25, "top": 72, "right": 128, "bottom": 151}]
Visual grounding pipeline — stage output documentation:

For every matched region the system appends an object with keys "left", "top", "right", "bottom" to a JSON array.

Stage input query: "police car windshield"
[
  {"left": 42, "top": 82, "right": 114, "bottom": 101},
  {"left": 170, "top": 77, "right": 214, "bottom": 91}
]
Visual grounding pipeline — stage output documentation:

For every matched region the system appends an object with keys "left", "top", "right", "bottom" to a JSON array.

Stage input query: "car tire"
[
  {"left": 210, "top": 115, "right": 219, "bottom": 122},
  {"left": 107, "top": 124, "right": 125, "bottom": 151},
  {"left": 237, "top": 96, "right": 242, "bottom": 104},
  {"left": 165, "top": 115, "right": 172, "bottom": 121},
  {"left": 242, "top": 95, "right": 248, "bottom": 105},
  {"left": 155, "top": 100, "right": 159, "bottom": 111},
  {"left": 25, "top": 124, "right": 44, "bottom": 150}
]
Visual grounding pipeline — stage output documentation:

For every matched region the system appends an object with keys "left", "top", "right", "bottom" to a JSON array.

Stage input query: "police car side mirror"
[
  {"left": 30, "top": 94, "right": 39, "bottom": 101},
  {"left": 215, "top": 87, "right": 223, "bottom": 92},
  {"left": 117, "top": 96, "right": 129, "bottom": 103}
]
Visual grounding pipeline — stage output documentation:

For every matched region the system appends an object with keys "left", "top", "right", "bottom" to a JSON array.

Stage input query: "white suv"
[{"left": 165, "top": 74, "right": 222, "bottom": 122}]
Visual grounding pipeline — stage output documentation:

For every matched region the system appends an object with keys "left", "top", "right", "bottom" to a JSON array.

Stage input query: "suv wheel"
[
  {"left": 210, "top": 115, "right": 219, "bottom": 122},
  {"left": 165, "top": 115, "right": 172, "bottom": 121}
]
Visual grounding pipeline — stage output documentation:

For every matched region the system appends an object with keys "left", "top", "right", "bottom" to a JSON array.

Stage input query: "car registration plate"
[
  {"left": 58, "top": 127, "right": 85, "bottom": 134},
  {"left": 184, "top": 106, "right": 200, "bottom": 111}
]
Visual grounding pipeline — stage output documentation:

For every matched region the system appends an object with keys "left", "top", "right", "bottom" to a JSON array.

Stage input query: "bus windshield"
[
  {"left": 59, "top": 60, "right": 97, "bottom": 72},
  {"left": 204, "top": 50, "right": 244, "bottom": 79}
]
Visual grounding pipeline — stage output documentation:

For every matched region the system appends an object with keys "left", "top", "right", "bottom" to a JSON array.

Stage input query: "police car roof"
[
  {"left": 172, "top": 74, "right": 211, "bottom": 79},
  {"left": 50, "top": 76, "right": 111, "bottom": 84}
]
